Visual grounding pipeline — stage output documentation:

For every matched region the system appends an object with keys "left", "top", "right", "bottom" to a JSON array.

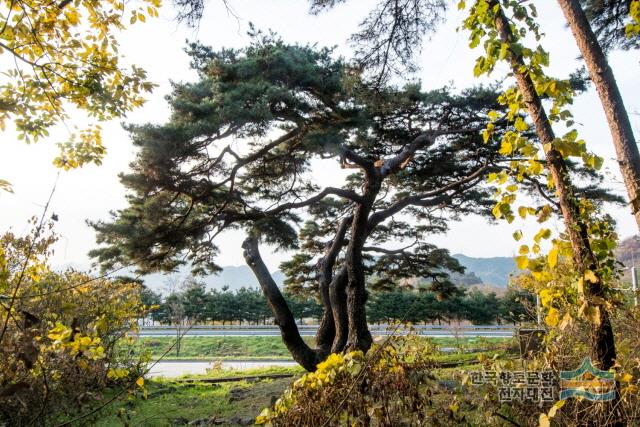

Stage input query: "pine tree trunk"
[
  {"left": 329, "top": 268, "right": 349, "bottom": 353},
  {"left": 242, "top": 236, "right": 325, "bottom": 371},
  {"left": 343, "top": 181, "right": 377, "bottom": 352},
  {"left": 492, "top": 5, "right": 618, "bottom": 370},
  {"left": 315, "top": 309, "right": 335, "bottom": 353},
  {"left": 317, "top": 217, "right": 350, "bottom": 353},
  {"left": 557, "top": 0, "right": 640, "bottom": 230}
]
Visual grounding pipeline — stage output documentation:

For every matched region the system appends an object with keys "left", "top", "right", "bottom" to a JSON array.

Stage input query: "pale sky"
[{"left": 0, "top": 1, "right": 639, "bottom": 272}]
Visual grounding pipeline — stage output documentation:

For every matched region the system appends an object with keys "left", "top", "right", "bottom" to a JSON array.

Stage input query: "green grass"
[
  {"left": 74, "top": 359, "right": 497, "bottom": 427},
  {"left": 192, "top": 365, "right": 305, "bottom": 379},
  {"left": 123, "top": 336, "right": 315, "bottom": 360},
  {"left": 125, "top": 335, "right": 515, "bottom": 360},
  {"left": 67, "top": 345, "right": 514, "bottom": 427},
  {"left": 89, "top": 376, "right": 293, "bottom": 426}
]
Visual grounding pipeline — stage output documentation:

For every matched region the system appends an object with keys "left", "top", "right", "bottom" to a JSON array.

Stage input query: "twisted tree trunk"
[
  {"left": 344, "top": 183, "right": 378, "bottom": 352},
  {"left": 242, "top": 236, "right": 325, "bottom": 371},
  {"left": 317, "top": 217, "right": 351, "bottom": 354},
  {"left": 329, "top": 267, "right": 349, "bottom": 353}
]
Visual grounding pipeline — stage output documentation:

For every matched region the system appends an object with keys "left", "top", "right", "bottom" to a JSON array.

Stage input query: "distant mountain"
[
  {"left": 452, "top": 254, "right": 516, "bottom": 287},
  {"left": 57, "top": 254, "right": 520, "bottom": 294},
  {"left": 616, "top": 235, "right": 640, "bottom": 268},
  {"left": 139, "top": 265, "right": 284, "bottom": 294},
  {"left": 615, "top": 235, "right": 640, "bottom": 283},
  {"left": 203, "top": 265, "right": 285, "bottom": 290}
]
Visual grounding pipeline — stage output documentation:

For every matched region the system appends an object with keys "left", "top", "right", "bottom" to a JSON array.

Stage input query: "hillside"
[
  {"left": 134, "top": 253, "right": 518, "bottom": 294},
  {"left": 616, "top": 235, "right": 640, "bottom": 268},
  {"left": 452, "top": 254, "right": 516, "bottom": 287},
  {"left": 140, "top": 266, "right": 285, "bottom": 293}
]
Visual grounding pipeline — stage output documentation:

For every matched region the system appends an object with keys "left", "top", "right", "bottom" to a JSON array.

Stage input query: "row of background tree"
[{"left": 138, "top": 280, "right": 536, "bottom": 327}]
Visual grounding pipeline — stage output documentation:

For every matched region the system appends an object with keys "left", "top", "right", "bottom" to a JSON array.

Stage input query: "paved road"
[{"left": 138, "top": 327, "right": 514, "bottom": 338}]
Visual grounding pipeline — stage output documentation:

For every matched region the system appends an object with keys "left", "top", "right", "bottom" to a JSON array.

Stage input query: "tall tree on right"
[{"left": 557, "top": 0, "right": 640, "bottom": 230}]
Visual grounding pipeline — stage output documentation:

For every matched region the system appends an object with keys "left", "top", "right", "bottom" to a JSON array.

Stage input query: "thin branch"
[
  {"left": 369, "top": 163, "right": 488, "bottom": 227},
  {"left": 0, "top": 171, "right": 60, "bottom": 345}
]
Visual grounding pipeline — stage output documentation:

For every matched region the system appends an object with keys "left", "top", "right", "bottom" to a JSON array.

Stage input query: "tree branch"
[
  {"left": 378, "top": 127, "right": 482, "bottom": 178},
  {"left": 362, "top": 239, "right": 418, "bottom": 255},
  {"left": 369, "top": 163, "right": 488, "bottom": 228}
]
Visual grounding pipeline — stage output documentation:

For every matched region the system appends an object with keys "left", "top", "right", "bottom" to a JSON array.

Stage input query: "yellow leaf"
[
  {"left": 545, "top": 307, "right": 560, "bottom": 327},
  {"left": 534, "top": 228, "right": 551, "bottom": 242},
  {"left": 576, "top": 278, "right": 585, "bottom": 296},
  {"left": 518, "top": 206, "right": 528, "bottom": 218},
  {"left": 548, "top": 247, "right": 559, "bottom": 268},
  {"left": 515, "top": 117, "right": 529, "bottom": 132},
  {"left": 619, "top": 373, "right": 633, "bottom": 383},
  {"left": 0, "top": 179, "right": 13, "bottom": 193},
  {"left": 539, "top": 413, "right": 550, "bottom": 427},
  {"left": 583, "top": 305, "right": 601, "bottom": 325},
  {"left": 515, "top": 255, "right": 529, "bottom": 270},
  {"left": 584, "top": 270, "right": 598, "bottom": 283},
  {"left": 548, "top": 400, "right": 565, "bottom": 418},
  {"left": 558, "top": 313, "right": 572, "bottom": 330},
  {"left": 136, "top": 376, "right": 144, "bottom": 388}
]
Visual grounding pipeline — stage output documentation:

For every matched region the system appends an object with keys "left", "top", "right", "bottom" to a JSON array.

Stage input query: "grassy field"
[
  {"left": 126, "top": 335, "right": 515, "bottom": 360},
  {"left": 90, "top": 368, "right": 301, "bottom": 427},
  {"left": 80, "top": 359, "right": 494, "bottom": 427},
  {"left": 76, "top": 335, "right": 518, "bottom": 427}
]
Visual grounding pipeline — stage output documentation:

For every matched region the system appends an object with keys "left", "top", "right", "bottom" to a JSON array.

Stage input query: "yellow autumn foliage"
[{"left": 0, "top": 223, "right": 148, "bottom": 424}]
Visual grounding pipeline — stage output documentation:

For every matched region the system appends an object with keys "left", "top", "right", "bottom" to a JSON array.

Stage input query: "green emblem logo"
[{"left": 559, "top": 358, "right": 615, "bottom": 401}]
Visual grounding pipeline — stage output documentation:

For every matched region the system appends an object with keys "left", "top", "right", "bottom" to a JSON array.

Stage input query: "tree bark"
[
  {"left": 344, "top": 178, "right": 379, "bottom": 352},
  {"left": 493, "top": 5, "right": 617, "bottom": 371},
  {"left": 242, "top": 236, "right": 325, "bottom": 371},
  {"left": 557, "top": 0, "right": 640, "bottom": 230},
  {"left": 329, "top": 267, "right": 349, "bottom": 353},
  {"left": 316, "top": 217, "right": 351, "bottom": 353}
]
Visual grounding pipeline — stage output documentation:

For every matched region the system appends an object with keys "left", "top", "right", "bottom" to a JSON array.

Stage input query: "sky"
[{"left": 0, "top": 0, "right": 639, "bottom": 273}]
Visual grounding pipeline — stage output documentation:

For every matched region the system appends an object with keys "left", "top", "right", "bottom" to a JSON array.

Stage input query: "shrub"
[
  {"left": 0, "top": 223, "right": 148, "bottom": 425},
  {"left": 254, "top": 334, "right": 464, "bottom": 426}
]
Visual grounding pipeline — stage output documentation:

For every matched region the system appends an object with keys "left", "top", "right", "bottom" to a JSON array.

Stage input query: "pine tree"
[{"left": 90, "top": 34, "right": 616, "bottom": 371}]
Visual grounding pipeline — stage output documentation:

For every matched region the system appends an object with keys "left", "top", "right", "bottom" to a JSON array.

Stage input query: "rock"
[
  {"left": 188, "top": 416, "right": 224, "bottom": 426},
  {"left": 228, "top": 387, "right": 248, "bottom": 402},
  {"left": 228, "top": 415, "right": 254, "bottom": 426},
  {"left": 171, "top": 417, "right": 189, "bottom": 426},
  {"left": 437, "top": 379, "right": 458, "bottom": 391}
]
